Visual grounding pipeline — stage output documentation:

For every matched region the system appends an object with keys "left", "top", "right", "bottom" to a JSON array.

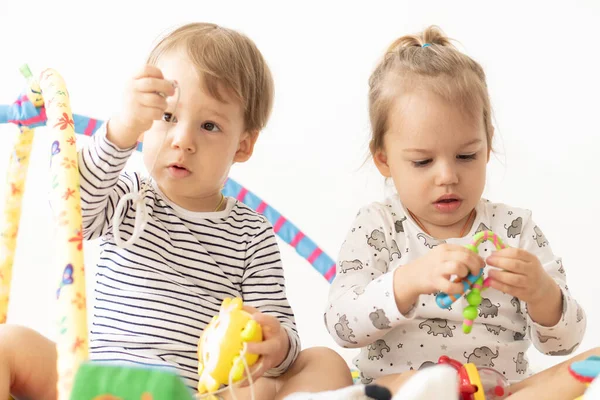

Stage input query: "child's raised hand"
[
  {"left": 241, "top": 305, "right": 290, "bottom": 383},
  {"left": 397, "top": 244, "right": 485, "bottom": 300},
  {"left": 108, "top": 65, "right": 176, "bottom": 148},
  {"left": 485, "top": 248, "right": 558, "bottom": 306}
]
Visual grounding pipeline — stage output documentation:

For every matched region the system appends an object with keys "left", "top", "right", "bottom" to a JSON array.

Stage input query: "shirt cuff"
[
  {"left": 527, "top": 286, "right": 567, "bottom": 332},
  {"left": 378, "top": 269, "right": 417, "bottom": 323}
]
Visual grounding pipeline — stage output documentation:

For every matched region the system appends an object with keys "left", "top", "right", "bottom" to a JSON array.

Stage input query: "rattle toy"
[
  {"left": 197, "top": 297, "right": 263, "bottom": 397},
  {"left": 569, "top": 355, "right": 600, "bottom": 400},
  {"left": 438, "top": 356, "right": 511, "bottom": 400},
  {"left": 435, "top": 231, "right": 507, "bottom": 333}
]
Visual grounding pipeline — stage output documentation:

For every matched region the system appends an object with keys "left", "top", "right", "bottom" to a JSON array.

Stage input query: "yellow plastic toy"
[{"left": 197, "top": 297, "right": 263, "bottom": 395}]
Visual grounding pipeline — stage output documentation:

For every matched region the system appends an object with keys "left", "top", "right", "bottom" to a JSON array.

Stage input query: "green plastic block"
[{"left": 70, "top": 362, "right": 195, "bottom": 400}]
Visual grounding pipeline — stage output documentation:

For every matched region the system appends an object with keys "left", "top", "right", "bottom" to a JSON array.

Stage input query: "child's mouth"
[
  {"left": 167, "top": 164, "right": 191, "bottom": 178},
  {"left": 436, "top": 199, "right": 459, "bottom": 204}
]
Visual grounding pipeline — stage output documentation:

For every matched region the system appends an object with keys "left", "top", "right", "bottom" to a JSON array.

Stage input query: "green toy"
[{"left": 69, "top": 363, "right": 194, "bottom": 400}]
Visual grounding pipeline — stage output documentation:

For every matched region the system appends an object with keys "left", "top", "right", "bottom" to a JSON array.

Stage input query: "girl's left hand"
[
  {"left": 485, "top": 248, "right": 556, "bottom": 306},
  {"left": 241, "top": 305, "right": 290, "bottom": 383}
]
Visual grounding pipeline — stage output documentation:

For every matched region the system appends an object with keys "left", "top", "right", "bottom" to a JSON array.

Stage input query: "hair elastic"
[{"left": 422, "top": 43, "right": 431, "bottom": 48}]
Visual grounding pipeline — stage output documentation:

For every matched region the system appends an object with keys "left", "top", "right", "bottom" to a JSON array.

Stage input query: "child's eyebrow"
[
  {"left": 203, "top": 108, "right": 231, "bottom": 123},
  {"left": 403, "top": 139, "right": 482, "bottom": 154},
  {"left": 461, "top": 138, "right": 482, "bottom": 147},
  {"left": 403, "top": 148, "right": 431, "bottom": 154}
]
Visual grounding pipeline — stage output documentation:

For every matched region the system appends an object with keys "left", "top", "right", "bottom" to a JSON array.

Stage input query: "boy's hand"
[
  {"left": 108, "top": 65, "right": 175, "bottom": 149},
  {"left": 486, "top": 248, "right": 557, "bottom": 305},
  {"left": 241, "top": 305, "right": 290, "bottom": 382}
]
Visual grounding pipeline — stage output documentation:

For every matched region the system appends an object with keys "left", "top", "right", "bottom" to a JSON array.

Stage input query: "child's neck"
[
  {"left": 155, "top": 183, "right": 225, "bottom": 213},
  {"left": 408, "top": 208, "right": 476, "bottom": 240}
]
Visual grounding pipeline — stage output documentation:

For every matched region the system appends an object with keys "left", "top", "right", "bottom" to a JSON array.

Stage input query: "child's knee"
[
  {"left": 0, "top": 325, "right": 29, "bottom": 360},
  {"left": 300, "top": 347, "right": 349, "bottom": 369},
  {"left": 296, "top": 347, "right": 352, "bottom": 380}
]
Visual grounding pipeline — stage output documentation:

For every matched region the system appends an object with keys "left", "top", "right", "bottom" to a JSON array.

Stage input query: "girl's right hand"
[
  {"left": 108, "top": 65, "right": 176, "bottom": 149},
  {"left": 393, "top": 244, "right": 484, "bottom": 312}
]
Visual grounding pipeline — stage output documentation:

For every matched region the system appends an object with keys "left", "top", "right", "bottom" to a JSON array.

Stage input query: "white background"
[{"left": 0, "top": 0, "right": 598, "bottom": 372}]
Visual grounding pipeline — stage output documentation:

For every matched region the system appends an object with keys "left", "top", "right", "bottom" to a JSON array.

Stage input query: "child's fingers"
[
  {"left": 441, "top": 260, "right": 469, "bottom": 280},
  {"left": 487, "top": 269, "right": 528, "bottom": 289},
  {"left": 136, "top": 93, "right": 168, "bottom": 112},
  {"left": 251, "top": 312, "right": 280, "bottom": 332},
  {"left": 487, "top": 278, "right": 522, "bottom": 298},
  {"left": 245, "top": 338, "right": 280, "bottom": 357},
  {"left": 486, "top": 256, "right": 527, "bottom": 274},
  {"left": 242, "top": 304, "right": 259, "bottom": 315},
  {"left": 436, "top": 276, "right": 467, "bottom": 295},
  {"left": 450, "top": 248, "right": 485, "bottom": 275},
  {"left": 133, "top": 64, "right": 164, "bottom": 80},
  {"left": 135, "top": 105, "right": 164, "bottom": 123},
  {"left": 487, "top": 248, "right": 530, "bottom": 262},
  {"left": 134, "top": 77, "right": 176, "bottom": 97}
]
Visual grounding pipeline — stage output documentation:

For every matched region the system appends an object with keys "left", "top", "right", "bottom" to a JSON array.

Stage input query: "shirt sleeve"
[
  {"left": 78, "top": 122, "right": 138, "bottom": 240},
  {"left": 519, "top": 216, "right": 586, "bottom": 355},
  {"left": 241, "top": 219, "right": 300, "bottom": 377},
  {"left": 325, "top": 205, "right": 414, "bottom": 349}
]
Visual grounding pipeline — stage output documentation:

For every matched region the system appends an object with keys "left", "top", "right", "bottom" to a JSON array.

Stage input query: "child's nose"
[
  {"left": 435, "top": 163, "right": 459, "bottom": 185},
  {"left": 170, "top": 126, "right": 196, "bottom": 153}
]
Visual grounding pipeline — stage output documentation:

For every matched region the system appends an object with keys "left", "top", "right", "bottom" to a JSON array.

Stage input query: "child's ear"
[
  {"left": 374, "top": 149, "right": 392, "bottom": 177},
  {"left": 233, "top": 130, "right": 259, "bottom": 163}
]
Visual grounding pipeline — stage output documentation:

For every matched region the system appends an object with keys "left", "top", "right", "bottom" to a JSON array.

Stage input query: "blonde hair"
[
  {"left": 369, "top": 25, "right": 493, "bottom": 156},
  {"left": 147, "top": 22, "right": 274, "bottom": 133}
]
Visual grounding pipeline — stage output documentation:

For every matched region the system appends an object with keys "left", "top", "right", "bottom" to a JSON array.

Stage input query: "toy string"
[
  {"left": 227, "top": 343, "right": 256, "bottom": 400},
  {"left": 112, "top": 82, "right": 180, "bottom": 249}
]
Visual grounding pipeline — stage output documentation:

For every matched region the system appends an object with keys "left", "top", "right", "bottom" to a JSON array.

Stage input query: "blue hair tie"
[{"left": 422, "top": 43, "right": 431, "bottom": 48}]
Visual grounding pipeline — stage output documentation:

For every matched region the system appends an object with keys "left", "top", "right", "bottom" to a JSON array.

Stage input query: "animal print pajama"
[{"left": 325, "top": 196, "right": 586, "bottom": 383}]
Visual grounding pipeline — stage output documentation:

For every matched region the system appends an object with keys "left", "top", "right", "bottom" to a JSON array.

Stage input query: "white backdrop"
[{"left": 0, "top": 0, "right": 598, "bottom": 372}]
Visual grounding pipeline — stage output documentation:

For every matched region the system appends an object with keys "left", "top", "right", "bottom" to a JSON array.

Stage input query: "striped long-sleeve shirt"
[{"left": 78, "top": 124, "right": 300, "bottom": 389}]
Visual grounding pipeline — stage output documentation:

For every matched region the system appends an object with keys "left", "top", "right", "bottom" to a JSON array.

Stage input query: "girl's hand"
[
  {"left": 394, "top": 244, "right": 484, "bottom": 313},
  {"left": 486, "top": 248, "right": 556, "bottom": 305}
]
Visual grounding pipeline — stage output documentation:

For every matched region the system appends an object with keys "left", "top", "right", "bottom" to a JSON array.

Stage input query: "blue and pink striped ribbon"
[{"left": 1, "top": 94, "right": 337, "bottom": 282}]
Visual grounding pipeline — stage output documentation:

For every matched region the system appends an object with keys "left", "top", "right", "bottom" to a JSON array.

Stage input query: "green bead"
[
  {"left": 463, "top": 305, "right": 478, "bottom": 320},
  {"left": 463, "top": 324, "right": 473, "bottom": 334},
  {"left": 466, "top": 291, "right": 482, "bottom": 306}
]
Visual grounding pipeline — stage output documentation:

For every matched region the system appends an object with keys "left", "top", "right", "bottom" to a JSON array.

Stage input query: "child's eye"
[
  {"left": 457, "top": 153, "right": 477, "bottom": 161},
  {"left": 412, "top": 159, "right": 432, "bottom": 167},
  {"left": 201, "top": 122, "right": 221, "bottom": 132},
  {"left": 162, "top": 113, "right": 177, "bottom": 123}
]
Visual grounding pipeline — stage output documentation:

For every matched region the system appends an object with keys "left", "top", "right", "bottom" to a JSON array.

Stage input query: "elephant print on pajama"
[
  {"left": 475, "top": 222, "right": 491, "bottom": 234},
  {"left": 533, "top": 226, "right": 549, "bottom": 247},
  {"left": 464, "top": 346, "right": 499, "bottom": 368},
  {"left": 370, "top": 309, "right": 391, "bottom": 329},
  {"left": 536, "top": 331, "right": 559, "bottom": 343},
  {"left": 416, "top": 233, "right": 446, "bottom": 249},
  {"left": 418, "top": 318, "right": 456, "bottom": 337},
  {"left": 367, "top": 229, "right": 386, "bottom": 251},
  {"left": 505, "top": 217, "right": 523, "bottom": 238},
  {"left": 368, "top": 339, "right": 390, "bottom": 360},
  {"left": 478, "top": 298, "right": 500, "bottom": 318},
  {"left": 511, "top": 297, "right": 523, "bottom": 315},
  {"left": 339, "top": 260, "right": 363, "bottom": 273},
  {"left": 395, "top": 217, "right": 406, "bottom": 233},
  {"left": 514, "top": 352, "right": 528, "bottom": 374},
  {"left": 484, "top": 324, "right": 507, "bottom": 335},
  {"left": 334, "top": 315, "right": 357, "bottom": 344}
]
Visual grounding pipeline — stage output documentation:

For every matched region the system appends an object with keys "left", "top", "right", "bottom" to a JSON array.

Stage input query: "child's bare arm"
[{"left": 0, "top": 325, "right": 57, "bottom": 400}]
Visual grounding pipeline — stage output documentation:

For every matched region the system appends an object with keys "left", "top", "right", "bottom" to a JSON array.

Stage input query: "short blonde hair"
[
  {"left": 369, "top": 25, "right": 493, "bottom": 155},
  {"left": 148, "top": 22, "right": 274, "bottom": 133}
]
